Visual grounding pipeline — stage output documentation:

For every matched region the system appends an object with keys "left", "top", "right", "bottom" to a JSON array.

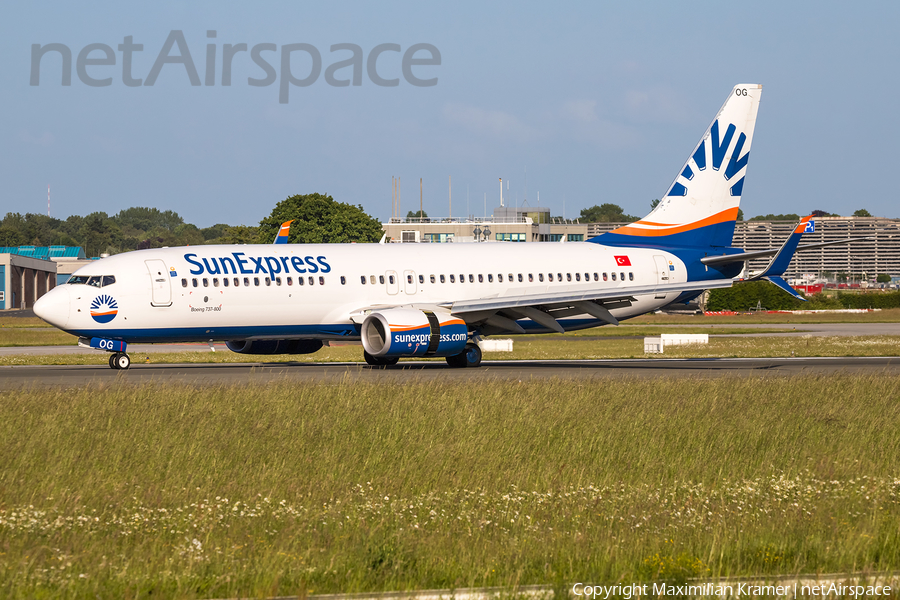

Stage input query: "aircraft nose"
[{"left": 34, "top": 285, "right": 70, "bottom": 329}]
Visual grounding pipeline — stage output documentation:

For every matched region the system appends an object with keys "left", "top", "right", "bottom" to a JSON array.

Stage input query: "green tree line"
[{"left": 0, "top": 194, "right": 383, "bottom": 256}]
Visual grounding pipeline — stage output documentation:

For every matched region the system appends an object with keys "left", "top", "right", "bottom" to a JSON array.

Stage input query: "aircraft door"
[
  {"left": 403, "top": 270, "right": 417, "bottom": 295},
  {"left": 653, "top": 255, "right": 670, "bottom": 300},
  {"left": 386, "top": 270, "right": 399, "bottom": 295},
  {"left": 145, "top": 259, "right": 173, "bottom": 307}
]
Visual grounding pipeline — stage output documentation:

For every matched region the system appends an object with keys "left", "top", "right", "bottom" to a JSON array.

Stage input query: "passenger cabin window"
[
  {"left": 620, "top": 272, "right": 625, "bottom": 281},
  {"left": 275, "top": 277, "right": 281, "bottom": 286},
  {"left": 576, "top": 273, "right": 581, "bottom": 282},
  {"left": 538, "top": 273, "right": 544, "bottom": 282},
  {"left": 340, "top": 276, "right": 346, "bottom": 285},
  {"left": 430, "top": 275, "right": 436, "bottom": 284},
  {"left": 389, "top": 275, "right": 395, "bottom": 284},
  {"left": 265, "top": 277, "right": 271, "bottom": 286},
  {"left": 223, "top": 278, "right": 229, "bottom": 287},
  {"left": 379, "top": 275, "right": 385, "bottom": 284},
  {"left": 629, "top": 272, "right": 634, "bottom": 281},
  {"left": 478, "top": 274, "right": 483, "bottom": 283},
  {"left": 468, "top": 274, "right": 474, "bottom": 283},
  {"left": 508, "top": 273, "right": 513, "bottom": 282},
  {"left": 361, "top": 276, "right": 366, "bottom": 284},
  {"left": 440, "top": 274, "right": 446, "bottom": 283},
  {"left": 567, "top": 273, "right": 572, "bottom": 282},
  {"left": 308, "top": 276, "right": 314, "bottom": 285},
  {"left": 203, "top": 278, "right": 209, "bottom": 287},
  {"left": 370, "top": 275, "right": 376, "bottom": 284},
  {"left": 603, "top": 273, "right": 608, "bottom": 281},
  {"left": 450, "top": 274, "right": 456, "bottom": 283},
  {"left": 528, "top": 274, "right": 533, "bottom": 282},
  {"left": 488, "top": 274, "right": 493, "bottom": 283},
  {"left": 407, "top": 274, "right": 413, "bottom": 284},
  {"left": 517, "top": 274, "right": 523, "bottom": 282},
  {"left": 498, "top": 274, "right": 503, "bottom": 283},
  {"left": 234, "top": 278, "right": 240, "bottom": 286},
  {"left": 287, "top": 277, "right": 293, "bottom": 286},
  {"left": 244, "top": 277, "right": 250, "bottom": 286},
  {"left": 611, "top": 273, "right": 616, "bottom": 281},
  {"left": 548, "top": 273, "right": 554, "bottom": 282},
  {"left": 319, "top": 276, "right": 325, "bottom": 285},
  {"left": 192, "top": 278, "right": 198, "bottom": 287},
  {"left": 181, "top": 278, "right": 188, "bottom": 288},
  {"left": 594, "top": 273, "right": 599, "bottom": 281},
  {"left": 419, "top": 275, "right": 424, "bottom": 284},
  {"left": 254, "top": 277, "right": 260, "bottom": 286},
  {"left": 298, "top": 277, "right": 305, "bottom": 286},
  {"left": 213, "top": 278, "right": 220, "bottom": 287}
]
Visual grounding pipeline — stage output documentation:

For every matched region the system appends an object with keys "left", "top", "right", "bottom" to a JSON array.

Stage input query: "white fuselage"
[{"left": 36, "top": 241, "right": 687, "bottom": 343}]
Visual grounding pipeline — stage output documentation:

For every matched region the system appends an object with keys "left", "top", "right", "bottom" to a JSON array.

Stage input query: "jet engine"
[
  {"left": 360, "top": 308, "right": 468, "bottom": 358},
  {"left": 225, "top": 339, "right": 324, "bottom": 355}
]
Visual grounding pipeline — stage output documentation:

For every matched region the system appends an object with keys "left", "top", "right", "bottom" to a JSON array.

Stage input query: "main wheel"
[
  {"left": 109, "top": 353, "right": 118, "bottom": 369},
  {"left": 446, "top": 343, "right": 482, "bottom": 368},
  {"left": 363, "top": 352, "right": 399, "bottom": 367},
  {"left": 113, "top": 352, "right": 131, "bottom": 370}
]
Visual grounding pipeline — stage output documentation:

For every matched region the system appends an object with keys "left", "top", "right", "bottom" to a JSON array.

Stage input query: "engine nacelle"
[
  {"left": 361, "top": 308, "right": 468, "bottom": 358},
  {"left": 225, "top": 339, "right": 324, "bottom": 355}
]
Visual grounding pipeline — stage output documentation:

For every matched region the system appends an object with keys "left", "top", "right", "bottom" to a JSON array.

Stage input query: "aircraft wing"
[{"left": 350, "top": 278, "right": 733, "bottom": 335}]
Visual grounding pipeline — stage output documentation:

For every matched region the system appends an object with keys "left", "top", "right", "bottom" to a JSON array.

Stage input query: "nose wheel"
[{"left": 108, "top": 352, "right": 131, "bottom": 370}]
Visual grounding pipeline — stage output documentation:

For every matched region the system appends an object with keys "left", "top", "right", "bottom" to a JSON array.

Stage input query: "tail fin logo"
[
  {"left": 90, "top": 294, "right": 119, "bottom": 324},
  {"left": 667, "top": 120, "right": 751, "bottom": 199}
]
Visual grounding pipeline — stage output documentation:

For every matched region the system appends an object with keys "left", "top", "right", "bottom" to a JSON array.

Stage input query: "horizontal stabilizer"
[
  {"left": 763, "top": 276, "right": 807, "bottom": 301},
  {"left": 701, "top": 237, "right": 873, "bottom": 267}
]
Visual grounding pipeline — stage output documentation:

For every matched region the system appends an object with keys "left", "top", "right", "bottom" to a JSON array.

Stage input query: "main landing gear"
[
  {"left": 363, "top": 351, "right": 399, "bottom": 368},
  {"left": 108, "top": 352, "right": 131, "bottom": 370},
  {"left": 445, "top": 343, "right": 482, "bottom": 368}
]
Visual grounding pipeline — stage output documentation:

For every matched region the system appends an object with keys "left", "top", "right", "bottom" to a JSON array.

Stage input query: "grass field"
[
  {"left": 1, "top": 376, "right": 899, "bottom": 598},
  {"left": 1, "top": 334, "right": 899, "bottom": 367}
]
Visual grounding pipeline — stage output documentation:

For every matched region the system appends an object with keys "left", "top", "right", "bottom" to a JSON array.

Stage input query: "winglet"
[{"left": 274, "top": 220, "right": 293, "bottom": 244}]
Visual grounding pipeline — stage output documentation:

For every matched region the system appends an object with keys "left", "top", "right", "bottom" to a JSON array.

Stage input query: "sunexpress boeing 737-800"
[{"left": 33, "top": 84, "right": 860, "bottom": 369}]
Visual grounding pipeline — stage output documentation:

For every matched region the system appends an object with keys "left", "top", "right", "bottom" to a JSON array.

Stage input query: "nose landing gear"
[{"left": 108, "top": 352, "right": 131, "bottom": 370}]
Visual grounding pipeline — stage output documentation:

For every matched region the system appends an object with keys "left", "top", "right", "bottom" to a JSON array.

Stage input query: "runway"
[{"left": 3, "top": 356, "right": 899, "bottom": 388}]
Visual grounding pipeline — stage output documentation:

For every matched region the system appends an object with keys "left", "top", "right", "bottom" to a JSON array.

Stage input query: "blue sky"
[{"left": 2, "top": 2, "right": 898, "bottom": 227}]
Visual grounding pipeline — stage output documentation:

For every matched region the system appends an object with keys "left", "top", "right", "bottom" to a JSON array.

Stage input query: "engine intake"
[
  {"left": 361, "top": 308, "right": 468, "bottom": 358},
  {"left": 225, "top": 339, "right": 323, "bottom": 355}
]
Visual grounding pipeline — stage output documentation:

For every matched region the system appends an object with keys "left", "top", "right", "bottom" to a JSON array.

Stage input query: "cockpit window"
[{"left": 67, "top": 274, "right": 116, "bottom": 287}]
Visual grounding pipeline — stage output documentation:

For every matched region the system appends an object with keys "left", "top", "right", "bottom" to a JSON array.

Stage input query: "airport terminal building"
[
  {"left": 0, "top": 246, "right": 88, "bottom": 310},
  {"left": 385, "top": 214, "right": 900, "bottom": 280}
]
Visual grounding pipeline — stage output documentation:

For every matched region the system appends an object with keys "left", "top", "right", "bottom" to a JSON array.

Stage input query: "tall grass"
[{"left": 0, "top": 376, "right": 899, "bottom": 598}]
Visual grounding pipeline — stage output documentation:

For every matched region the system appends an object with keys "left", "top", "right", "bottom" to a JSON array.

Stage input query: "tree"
[
  {"left": 737, "top": 208, "right": 744, "bottom": 221},
  {"left": 649, "top": 198, "right": 660, "bottom": 210},
  {"left": 811, "top": 209, "right": 836, "bottom": 218},
  {"left": 579, "top": 203, "right": 639, "bottom": 223},
  {"left": 853, "top": 208, "right": 872, "bottom": 217},
  {"left": 114, "top": 207, "right": 184, "bottom": 232},
  {"left": 257, "top": 193, "right": 384, "bottom": 244},
  {"left": 749, "top": 213, "right": 800, "bottom": 222},
  {"left": 406, "top": 210, "right": 428, "bottom": 219},
  {"left": 877, "top": 273, "right": 892, "bottom": 283}
]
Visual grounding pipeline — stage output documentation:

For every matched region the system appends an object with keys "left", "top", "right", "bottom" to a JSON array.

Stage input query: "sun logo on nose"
[{"left": 90, "top": 294, "right": 118, "bottom": 324}]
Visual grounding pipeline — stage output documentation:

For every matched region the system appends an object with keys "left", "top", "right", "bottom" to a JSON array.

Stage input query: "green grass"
[
  {"left": 626, "top": 307, "right": 900, "bottom": 324},
  {"left": 1, "top": 335, "right": 899, "bottom": 367},
  {"left": 0, "top": 376, "right": 899, "bottom": 598}
]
